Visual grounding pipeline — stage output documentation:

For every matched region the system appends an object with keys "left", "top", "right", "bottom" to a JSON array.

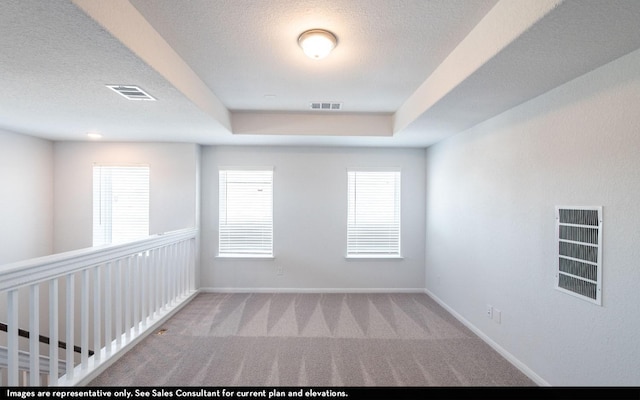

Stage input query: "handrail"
[
  {"left": 0, "top": 227, "right": 198, "bottom": 386},
  {"left": 0, "top": 322, "right": 93, "bottom": 356},
  {"left": 0, "top": 227, "right": 197, "bottom": 292}
]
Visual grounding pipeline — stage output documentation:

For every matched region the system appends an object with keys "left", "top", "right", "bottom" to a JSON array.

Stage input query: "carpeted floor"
[{"left": 89, "top": 292, "right": 534, "bottom": 386}]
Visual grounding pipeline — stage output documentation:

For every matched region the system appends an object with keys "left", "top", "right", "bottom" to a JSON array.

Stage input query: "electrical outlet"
[
  {"left": 276, "top": 265, "right": 284, "bottom": 276},
  {"left": 494, "top": 309, "right": 501, "bottom": 324},
  {"left": 486, "top": 305, "right": 493, "bottom": 319}
]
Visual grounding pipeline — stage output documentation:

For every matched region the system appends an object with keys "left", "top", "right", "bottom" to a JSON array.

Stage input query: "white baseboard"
[
  {"left": 424, "top": 288, "right": 549, "bottom": 387},
  {"left": 200, "top": 287, "right": 425, "bottom": 294}
]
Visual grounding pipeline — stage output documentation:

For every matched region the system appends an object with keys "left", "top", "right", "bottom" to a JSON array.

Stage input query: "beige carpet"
[{"left": 89, "top": 292, "right": 534, "bottom": 386}]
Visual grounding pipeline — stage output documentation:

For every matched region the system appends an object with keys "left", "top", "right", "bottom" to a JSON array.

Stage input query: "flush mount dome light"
[{"left": 298, "top": 29, "right": 337, "bottom": 60}]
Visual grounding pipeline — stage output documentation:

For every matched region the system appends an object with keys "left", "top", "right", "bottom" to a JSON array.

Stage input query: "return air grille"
[
  {"left": 310, "top": 102, "right": 342, "bottom": 110},
  {"left": 555, "top": 206, "right": 602, "bottom": 305},
  {"left": 106, "top": 85, "right": 156, "bottom": 101}
]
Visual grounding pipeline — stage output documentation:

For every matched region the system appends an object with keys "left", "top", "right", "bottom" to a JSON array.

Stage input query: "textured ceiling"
[
  {"left": 130, "top": 0, "right": 496, "bottom": 113},
  {"left": 1, "top": 0, "right": 640, "bottom": 147}
]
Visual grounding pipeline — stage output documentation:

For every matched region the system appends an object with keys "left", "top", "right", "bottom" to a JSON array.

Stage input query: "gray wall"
[
  {"left": 424, "top": 47, "right": 640, "bottom": 385},
  {"left": 200, "top": 146, "right": 426, "bottom": 291},
  {"left": 0, "top": 129, "right": 53, "bottom": 264},
  {"left": 53, "top": 142, "right": 200, "bottom": 253}
]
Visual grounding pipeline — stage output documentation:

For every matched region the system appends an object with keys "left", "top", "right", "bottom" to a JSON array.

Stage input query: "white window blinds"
[
  {"left": 93, "top": 165, "right": 150, "bottom": 246},
  {"left": 219, "top": 168, "right": 273, "bottom": 257},
  {"left": 347, "top": 169, "right": 401, "bottom": 257}
]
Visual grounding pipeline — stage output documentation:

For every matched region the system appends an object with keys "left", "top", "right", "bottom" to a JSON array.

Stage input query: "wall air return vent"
[
  {"left": 310, "top": 102, "right": 342, "bottom": 111},
  {"left": 555, "top": 206, "right": 602, "bottom": 305},
  {"left": 106, "top": 85, "right": 156, "bottom": 101}
]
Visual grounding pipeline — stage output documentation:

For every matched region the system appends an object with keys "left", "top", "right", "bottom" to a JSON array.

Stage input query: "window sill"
[
  {"left": 216, "top": 255, "right": 275, "bottom": 261},
  {"left": 345, "top": 255, "right": 404, "bottom": 260}
]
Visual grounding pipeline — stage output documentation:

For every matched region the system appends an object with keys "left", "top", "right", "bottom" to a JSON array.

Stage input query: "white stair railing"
[{"left": 0, "top": 227, "right": 197, "bottom": 386}]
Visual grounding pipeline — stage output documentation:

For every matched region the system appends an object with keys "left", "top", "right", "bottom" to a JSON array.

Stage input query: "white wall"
[
  {"left": 424, "top": 48, "right": 640, "bottom": 385},
  {"left": 0, "top": 129, "right": 53, "bottom": 353},
  {"left": 201, "top": 146, "right": 426, "bottom": 291},
  {"left": 53, "top": 142, "right": 199, "bottom": 253},
  {"left": 0, "top": 129, "right": 53, "bottom": 264}
]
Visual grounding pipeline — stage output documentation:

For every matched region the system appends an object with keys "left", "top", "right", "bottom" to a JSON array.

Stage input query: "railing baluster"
[
  {"left": 104, "top": 262, "right": 112, "bottom": 355},
  {"left": 157, "top": 248, "right": 162, "bottom": 317},
  {"left": 49, "top": 279, "right": 59, "bottom": 385},
  {"left": 189, "top": 239, "right": 194, "bottom": 291},
  {"left": 183, "top": 241, "right": 189, "bottom": 294},
  {"left": 133, "top": 254, "right": 140, "bottom": 335},
  {"left": 189, "top": 238, "right": 195, "bottom": 291},
  {"left": 124, "top": 256, "right": 131, "bottom": 340},
  {"left": 162, "top": 245, "right": 169, "bottom": 307},
  {"left": 165, "top": 245, "right": 171, "bottom": 306},
  {"left": 160, "top": 246, "right": 167, "bottom": 311},
  {"left": 175, "top": 242, "right": 182, "bottom": 299},
  {"left": 29, "top": 284, "right": 40, "bottom": 385},
  {"left": 7, "top": 289, "right": 19, "bottom": 385},
  {"left": 178, "top": 242, "right": 183, "bottom": 297},
  {"left": 189, "top": 240, "right": 193, "bottom": 290},
  {"left": 80, "top": 269, "right": 89, "bottom": 369},
  {"left": 177, "top": 242, "right": 182, "bottom": 297},
  {"left": 65, "top": 274, "right": 75, "bottom": 380},
  {"left": 191, "top": 238, "right": 197, "bottom": 291},
  {"left": 180, "top": 240, "right": 186, "bottom": 298},
  {"left": 166, "top": 245, "right": 171, "bottom": 306},
  {"left": 138, "top": 251, "right": 149, "bottom": 331},
  {"left": 115, "top": 259, "right": 122, "bottom": 348},
  {"left": 185, "top": 240, "right": 191, "bottom": 293},
  {"left": 93, "top": 265, "right": 101, "bottom": 364},
  {"left": 176, "top": 243, "right": 181, "bottom": 299},
  {"left": 148, "top": 248, "right": 155, "bottom": 320},
  {"left": 142, "top": 251, "right": 151, "bottom": 329},
  {"left": 170, "top": 243, "right": 176, "bottom": 305},
  {"left": 131, "top": 253, "right": 142, "bottom": 335}
]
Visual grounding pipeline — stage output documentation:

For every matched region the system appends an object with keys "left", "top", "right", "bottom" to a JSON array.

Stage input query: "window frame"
[
  {"left": 346, "top": 167, "right": 402, "bottom": 259},
  {"left": 217, "top": 167, "right": 274, "bottom": 259},
  {"left": 92, "top": 163, "right": 150, "bottom": 246}
]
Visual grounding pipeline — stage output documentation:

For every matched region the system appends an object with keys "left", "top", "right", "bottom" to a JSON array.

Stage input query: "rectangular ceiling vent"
[
  {"left": 555, "top": 206, "right": 602, "bottom": 305},
  {"left": 310, "top": 102, "right": 342, "bottom": 111},
  {"left": 106, "top": 85, "right": 156, "bottom": 101}
]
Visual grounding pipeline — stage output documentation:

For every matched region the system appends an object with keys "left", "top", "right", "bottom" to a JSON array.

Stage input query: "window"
[
  {"left": 93, "top": 165, "right": 150, "bottom": 246},
  {"left": 219, "top": 168, "right": 273, "bottom": 257},
  {"left": 347, "top": 169, "right": 401, "bottom": 257}
]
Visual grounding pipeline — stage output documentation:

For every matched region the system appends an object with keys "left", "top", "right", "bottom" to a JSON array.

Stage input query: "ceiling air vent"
[
  {"left": 310, "top": 102, "right": 342, "bottom": 111},
  {"left": 555, "top": 206, "right": 602, "bottom": 305},
  {"left": 106, "top": 85, "right": 156, "bottom": 101}
]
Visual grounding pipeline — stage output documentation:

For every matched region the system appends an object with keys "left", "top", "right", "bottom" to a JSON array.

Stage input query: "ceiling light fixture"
[
  {"left": 298, "top": 29, "right": 337, "bottom": 60},
  {"left": 87, "top": 132, "right": 102, "bottom": 139}
]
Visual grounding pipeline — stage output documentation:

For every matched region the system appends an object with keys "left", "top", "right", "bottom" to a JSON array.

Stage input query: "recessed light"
[{"left": 87, "top": 132, "right": 102, "bottom": 139}]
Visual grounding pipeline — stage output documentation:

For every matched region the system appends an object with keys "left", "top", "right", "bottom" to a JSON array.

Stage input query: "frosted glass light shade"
[{"left": 298, "top": 29, "right": 337, "bottom": 60}]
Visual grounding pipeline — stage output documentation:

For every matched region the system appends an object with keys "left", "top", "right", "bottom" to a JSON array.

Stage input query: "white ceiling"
[{"left": 1, "top": 0, "right": 640, "bottom": 147}]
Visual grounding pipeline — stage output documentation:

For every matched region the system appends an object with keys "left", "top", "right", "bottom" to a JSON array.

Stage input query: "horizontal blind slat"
[
  {"left": 347, "top": 170, "right": 401, "bottom": 256},
  {"left": 219, "top": 169, "right": 273, "bottom": 256},
  {"left": 93, "top": 165, "right": 150, "bottom": 246}
]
